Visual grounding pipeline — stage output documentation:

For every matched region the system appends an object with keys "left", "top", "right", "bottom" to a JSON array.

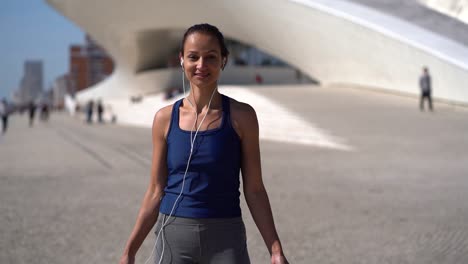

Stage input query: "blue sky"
[{"left": 0, "top": 0, "right": 84, "bottom": 99}]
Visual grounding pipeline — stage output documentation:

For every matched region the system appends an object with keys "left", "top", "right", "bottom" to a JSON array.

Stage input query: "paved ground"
[
  {"left": 347, "top": 0, "right": 468, "bottom": 47},
  {"left": 2, "top": 85, "right": 468, "bottom": 264}
]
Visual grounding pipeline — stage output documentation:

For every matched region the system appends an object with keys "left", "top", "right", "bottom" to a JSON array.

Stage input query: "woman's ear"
[{"left": 179, "top": 53, "right": 184, "bottom": 69}]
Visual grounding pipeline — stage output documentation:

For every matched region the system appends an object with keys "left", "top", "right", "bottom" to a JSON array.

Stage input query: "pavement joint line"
[
  {"left": 56, "top": 116, "right": 152, "bottom": 169},
  {"left": 112, "top": 144, "right": 151, "bottom": 167},
  {"left": 54, "top": 127, "right": 114, "bottom": 170}
]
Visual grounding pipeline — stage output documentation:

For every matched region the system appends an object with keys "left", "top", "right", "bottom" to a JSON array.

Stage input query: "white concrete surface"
[
  {"left": 47, "top": 0, "right": 468, "bottom": 106},
  {"left": 419, "top": 0, "right": 468, "bottom": 24}
]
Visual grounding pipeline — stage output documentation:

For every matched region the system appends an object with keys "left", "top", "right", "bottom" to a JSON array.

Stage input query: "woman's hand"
[
  {"left": 271, "top": 252, "right": 289, "bottom": 264},
  {"left": 119, "top": 254, "right": 135, "bottom": 264}
]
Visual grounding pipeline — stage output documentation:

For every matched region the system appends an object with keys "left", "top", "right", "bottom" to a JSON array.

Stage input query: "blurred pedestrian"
[
  {"left": 0, "top": 98, "right": 8, "bottom": 134},
  {"left": 255, "top": 73, "right": 263, "bottom": 84},
  {"left": 97, "top": 100, "right": 104, "bottom": 123},
  {"left": 28, "top": 101, "right": 36, "bottom": 127},
  {"left": 40, "top": 103, "right": 49, "bottom": 121},
  {"left": 86, "top": 100, "right": 94, "bottom": 124},
  {"left": 419, "top": 67, "right": 433, "bottom": 111}
]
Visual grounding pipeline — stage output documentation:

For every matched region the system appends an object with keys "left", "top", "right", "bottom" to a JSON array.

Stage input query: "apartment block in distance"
[{"left": 69, "top": 35, "right": 114, "bottom": 94}]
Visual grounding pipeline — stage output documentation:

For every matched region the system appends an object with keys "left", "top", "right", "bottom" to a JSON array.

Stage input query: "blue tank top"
[{"left": 160, "top": 94, "right": 242, "bottom": 218}]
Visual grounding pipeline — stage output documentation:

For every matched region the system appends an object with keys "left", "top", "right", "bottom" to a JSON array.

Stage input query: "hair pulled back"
[{"left": 180, "top": 23, "right": 229, "bottom": 58}]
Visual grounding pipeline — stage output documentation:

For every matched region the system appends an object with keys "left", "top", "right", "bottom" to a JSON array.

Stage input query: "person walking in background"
[
  {"left": 0, "top": 98, "right": 9, "bottom": 134},
  {"left": 255, "top": 73, "right": 263, "bottom": 84},
  {"left": 86, "top": 100, "right": 94, "bottom": 124},
  {"left": 40, "top": 103, "right": 50, "bottom": 122},
  {"left": 119, "top": 23, "right": 288, "bottom": 264},
  {"left": 28, "top": 101, "right": 36, "bottom": 127},
  {"left": 419, "top": 67, "right": 433, "bottom": 111},
  {"left": 97, "top": 99, "right": 104, "bottom": 123}
]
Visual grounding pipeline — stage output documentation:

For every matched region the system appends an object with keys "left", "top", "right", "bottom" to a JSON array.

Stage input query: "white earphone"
[{"left": 221, "top": 58, "right": 227, "bottom": 70}]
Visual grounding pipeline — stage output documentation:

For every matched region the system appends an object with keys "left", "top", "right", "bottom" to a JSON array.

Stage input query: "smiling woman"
[{"left": 119, "top": 23, "right": 289, "bottom": 264}]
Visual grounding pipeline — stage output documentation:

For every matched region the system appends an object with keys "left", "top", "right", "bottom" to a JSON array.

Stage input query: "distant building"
[
  {"left": 17, "top": 60, "right": 43, "bottom": 104},
  {"left": 68, "top": 35, "right": 114, "bottom": 93},
  {"left": 52, "top": 74, "right": 70, "bottom": 109},
  {"left": 10, "top": 88, "right": 22, "bottom": 105}
]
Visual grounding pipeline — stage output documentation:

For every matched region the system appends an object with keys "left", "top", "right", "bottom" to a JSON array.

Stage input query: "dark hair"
[{"left": 180, "top": 23, "right": 229, "bottom": 58}]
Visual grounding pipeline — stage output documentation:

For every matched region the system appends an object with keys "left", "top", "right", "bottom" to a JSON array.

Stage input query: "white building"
[
  {"left": 52, "top": 74, "right": 69, "bottom": 109},
  {"left": 46, "top": 0, "right": 468, "bottom": 105}
]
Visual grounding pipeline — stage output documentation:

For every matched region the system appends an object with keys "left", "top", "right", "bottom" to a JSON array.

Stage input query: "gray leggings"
[{"left": 154, "top": 214, "right": 250, "bottom": 264}]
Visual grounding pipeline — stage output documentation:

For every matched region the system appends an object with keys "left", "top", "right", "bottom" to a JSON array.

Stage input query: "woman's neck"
[{"left": 187, "top": 83, "right": 221, "bottom": 113}]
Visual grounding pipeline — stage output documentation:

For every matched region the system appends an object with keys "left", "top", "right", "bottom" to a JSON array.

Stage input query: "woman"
[{"left": 119, "top": 23, "right": 288, "bottom": 264}]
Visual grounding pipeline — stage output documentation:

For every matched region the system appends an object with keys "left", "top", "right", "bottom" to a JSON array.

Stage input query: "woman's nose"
[{"left": 197, "top": 57, "right": 207, "bottom": 69}]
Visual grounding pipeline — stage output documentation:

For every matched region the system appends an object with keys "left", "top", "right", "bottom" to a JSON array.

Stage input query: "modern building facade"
[{"left": 47, "top": 0, "right": 468, "bottom": 105}]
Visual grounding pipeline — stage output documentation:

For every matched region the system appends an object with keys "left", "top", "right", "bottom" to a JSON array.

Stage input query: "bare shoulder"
[
  {"left": 228, "top": 97, "right": 258, "bottom": 139},
  {"left": 229, "top": 97, "right": 256, "bottom": 117},
  {"left": 152, "top": 104, "right": 173, "bottom": 139}
]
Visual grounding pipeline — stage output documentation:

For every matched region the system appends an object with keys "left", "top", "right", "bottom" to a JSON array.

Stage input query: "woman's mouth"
[{"left": 194, "top": 72, "right": 209, "bottom": 78}]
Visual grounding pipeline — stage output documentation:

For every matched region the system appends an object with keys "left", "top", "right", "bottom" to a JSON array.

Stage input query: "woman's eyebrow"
[{"left": 187, "top": 50, "right": 218, "bottom": 54}]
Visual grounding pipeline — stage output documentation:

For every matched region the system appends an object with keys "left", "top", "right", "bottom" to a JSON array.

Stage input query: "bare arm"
[
  {"left": 120, "top": 107, "right": 170, "bottom": 263},
  {"left": 236, "top": 103, "right": 288, "bottom": 264}
]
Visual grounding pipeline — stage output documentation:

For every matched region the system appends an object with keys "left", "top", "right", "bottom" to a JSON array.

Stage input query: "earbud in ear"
[
  {"left": 221, "top": 58, "right": 227, "bottom": 70},
  {"left": 180, "top": 58, "right": 184, "bottom": 67}
]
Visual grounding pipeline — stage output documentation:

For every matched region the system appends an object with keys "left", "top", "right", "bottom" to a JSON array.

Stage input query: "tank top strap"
[
  {"left": 168, "top": 98, "right": 183, "bottom": 135},
  {"left": 222, "top": 94, "right": 233, "bottom": 129},
  {"left": 222, "top": 94, "right": 230, "bottom": 115},
  {"left": 174, "top": 98, "right": 183, "bottom": 118}
]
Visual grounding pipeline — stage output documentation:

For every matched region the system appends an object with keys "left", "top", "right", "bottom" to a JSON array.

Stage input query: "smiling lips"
[{"left": 194, "top": 72, "right": 210, "bottom": 78}]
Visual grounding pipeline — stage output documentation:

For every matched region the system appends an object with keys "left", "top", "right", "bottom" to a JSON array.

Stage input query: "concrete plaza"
[{"left": 1, "top": 85, "right": 468, "bottom": 264}]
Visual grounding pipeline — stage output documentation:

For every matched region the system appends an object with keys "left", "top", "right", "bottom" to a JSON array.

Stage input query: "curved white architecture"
[
  {"left": 419, "top": 0, "right": 468, "bottom": 24},
  {"left": 47, "top": 0, "right": 468, "bottom": 105}
]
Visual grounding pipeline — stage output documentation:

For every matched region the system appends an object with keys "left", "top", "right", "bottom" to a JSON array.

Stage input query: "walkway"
[{"left": 1, "top": 85, "right": 468, "bottom": 263}]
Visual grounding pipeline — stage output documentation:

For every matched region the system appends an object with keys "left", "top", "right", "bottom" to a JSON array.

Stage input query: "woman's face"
[{"left": 181, "top": 32, "right": 224, "bottom": 89}]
